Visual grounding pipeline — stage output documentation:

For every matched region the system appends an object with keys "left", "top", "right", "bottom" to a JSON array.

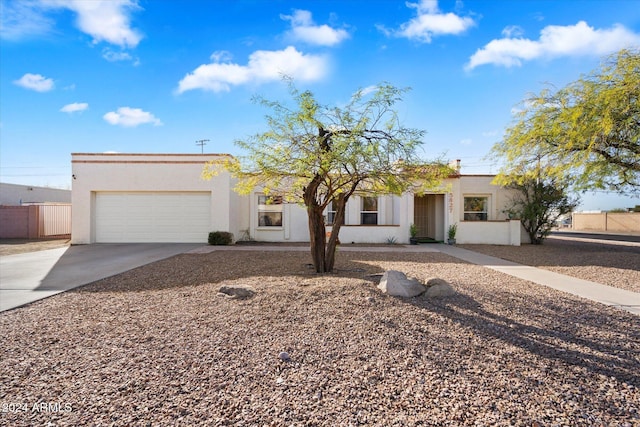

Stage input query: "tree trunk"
[
  {"left": 324, "top": 194, "right": 346, "bottom": 272},
  {"left": 307, "top": 204, "right": 327, "bottom": 272}
]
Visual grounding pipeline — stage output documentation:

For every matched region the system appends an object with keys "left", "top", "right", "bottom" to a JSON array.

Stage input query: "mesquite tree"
[
  {"left": 204, "top": 82, "right": 450, "bottom": 272},
  {"left": 492, "top": 49, "right": 640, "bottom": 195},
  {"left": 500, "top": 174, "right": 579, "bottom": 244}
]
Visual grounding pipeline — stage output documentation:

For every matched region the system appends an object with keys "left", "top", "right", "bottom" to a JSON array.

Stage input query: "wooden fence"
[{"left": 0, "top": 204, "right": 71, "bottom": 239}]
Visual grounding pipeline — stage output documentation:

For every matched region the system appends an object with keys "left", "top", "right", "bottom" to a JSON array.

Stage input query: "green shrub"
[{"left": 208, "top": 231, "right": 234, "bottom": 245}]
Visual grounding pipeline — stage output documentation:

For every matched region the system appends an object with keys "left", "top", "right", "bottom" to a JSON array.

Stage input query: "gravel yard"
[
  {"left": 1, "top": 249, "right": 639, "bottom": 426},
  {"left": 460, "top": 236, "right": 640, "bottom": 293},
  {"left": 0, "top": 239, "right": 70, "bottom": 256}
]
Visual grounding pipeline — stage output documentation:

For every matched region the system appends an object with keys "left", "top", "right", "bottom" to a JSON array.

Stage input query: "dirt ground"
[
  {"left": 0, "top": 239, "right": 70, "bottom": 256},
  {"left": 1, "top": 249, "right": 638, "bottom": 426}
]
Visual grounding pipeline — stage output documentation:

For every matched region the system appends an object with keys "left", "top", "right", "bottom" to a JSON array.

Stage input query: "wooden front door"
[{"left": 414, "top": 195, "right": 435, "bottom": 239}]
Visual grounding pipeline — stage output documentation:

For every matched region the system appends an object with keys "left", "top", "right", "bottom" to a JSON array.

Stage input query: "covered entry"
[
  {"left": 413, "top": 194, "right": 445, "bottom": 241},
  {"left": 94, "top": 192, "right": 211, "bottom": 243}
]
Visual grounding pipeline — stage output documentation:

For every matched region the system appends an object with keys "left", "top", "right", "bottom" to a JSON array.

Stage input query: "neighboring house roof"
[{"left": 0, "top": 182, "right": 71, "bottom": 206}]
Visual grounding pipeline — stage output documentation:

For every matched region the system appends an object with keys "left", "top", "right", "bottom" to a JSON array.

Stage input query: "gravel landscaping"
[
  {"left": 1, "top": 249, "right": 638, "bottom": 426},
  {"left": 0, "top": 239, "right": 70, "bottom": 256},
  {"left": 460, "top": 236, "right": 640, "bottom": 293}
]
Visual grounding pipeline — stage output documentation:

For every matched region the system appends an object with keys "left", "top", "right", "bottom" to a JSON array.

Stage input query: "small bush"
[{"left": 208, "top": 231, "right": 234, "bottom": 245}]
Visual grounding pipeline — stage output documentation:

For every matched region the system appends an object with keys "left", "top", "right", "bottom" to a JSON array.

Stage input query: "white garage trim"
[{"left": 95, "top": 192, "right": 211, "bottom": 243}]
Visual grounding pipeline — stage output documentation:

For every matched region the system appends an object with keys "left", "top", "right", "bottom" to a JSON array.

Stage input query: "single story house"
[{"left": 71, "top": 153, "right": 527, "bottom": 245}]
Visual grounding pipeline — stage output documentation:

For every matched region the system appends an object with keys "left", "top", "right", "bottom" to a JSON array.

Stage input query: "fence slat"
[{"left": 38, "top": 204, "right": 72, "bottom": 238}]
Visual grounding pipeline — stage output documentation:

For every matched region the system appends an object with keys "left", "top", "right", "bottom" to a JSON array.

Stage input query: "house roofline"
[{"left": 71, "top": 153, "right": 233, "bottom": 157}]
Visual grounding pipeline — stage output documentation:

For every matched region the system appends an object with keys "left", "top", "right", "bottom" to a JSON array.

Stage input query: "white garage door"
[{"left": 95, "top": 192, "right": 211, "bottom": 243}]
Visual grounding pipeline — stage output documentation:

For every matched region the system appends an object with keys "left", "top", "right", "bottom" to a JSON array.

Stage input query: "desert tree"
[
  {"left": 492, "top": 48, "right": 640, "bottom": 196},
  {"left": 203, "top": 82, "right": 451, "bottom": 272},
  {"left": 496, "top": 161, "right": 579, "bottom": 244}
]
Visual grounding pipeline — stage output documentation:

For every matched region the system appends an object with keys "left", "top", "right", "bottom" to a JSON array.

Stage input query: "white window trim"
[
  {"left": 257, "top": 195, "right": 283, "bottom": 228},
  {"left": 463, "top": 194, "right": 491, "bottom": 221},
  {"left": 325, "top": 200, "right": 337, "bottom": 225},
  {"left": 360, "top": 196, "right": 379, "bottom": 225}
]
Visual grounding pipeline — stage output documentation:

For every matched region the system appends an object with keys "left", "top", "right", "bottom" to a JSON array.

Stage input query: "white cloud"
[
  {"left": 359, "top": 85, "right": 379, "bottom": 96},
  {"left": 459, "top": 138, "right": 472, "bottom": 146},
  {"left": 210, "top": 50, "right": 233, "bottom": 62},
  {"left": 0, "top": 0, "right": 54, "bottom": 40},
  {"left": 13, "top": 73, "right": 54, "bottom": 92},
  {"left": 176, "top": 46, "right": 329, "bottom": 93},
  {"left": 102, "top": 48, "right": 131, "bottom": 62},
  {"left": 102, "top": 47, "right": 139, "bottom": 65},
  {"left": 103, "top": 107, "right": 162, "bottom": 127},
  {"left": 3, "top": 0, "right": 143, "bottom": 47},
  {"left": 389, "top": 0, "right": 475, "bottom": 43},
  {"left": 467, "top": 21, "right": 640, "bottom": 70},
  {"left": 501, "top": 25, "right": 524, "bottom": 38},
  {"left": 44, "top": 0, "right": 143, "bottom": 48},
  {"left": 60, "top": 102, "right": 88, "bottom": 113},
  {"left": 281, "top": 9, "right": 349, "bottom": 46}
]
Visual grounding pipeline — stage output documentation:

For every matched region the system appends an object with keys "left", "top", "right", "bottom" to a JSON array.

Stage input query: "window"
[
  {"left": 361, "top": 197, "right": 378, "bottom": 225},
  {"left": 258, "top": 195, "right": 283, "bottom": 227},
  {"left": 464, "top": 196, "right": 488, "bottom": 221},
  {"left": 325, "top": 200, "right": 336, "bottom": 225}
]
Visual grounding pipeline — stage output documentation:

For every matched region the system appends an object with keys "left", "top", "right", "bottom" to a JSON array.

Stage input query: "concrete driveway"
[{"left": 0, "top": 243, "right": 201, "bottom": 312}]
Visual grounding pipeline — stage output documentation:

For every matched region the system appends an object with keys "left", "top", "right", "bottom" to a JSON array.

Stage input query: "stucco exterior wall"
[
  {"left": 71, "top": 153, "right": 236, "bottom": 244},
  {"left": 456, "top": 220, "right": 524, "bottom": 245},
  {"left": 450, "top": 175, "right": 524, "bottom": 245},
  {"left": 70, "top": 153, "right": 527, "bottom": 245}
]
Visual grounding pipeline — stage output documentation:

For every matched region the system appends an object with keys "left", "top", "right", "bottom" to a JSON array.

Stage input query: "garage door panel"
[{"left": 95, "top": 192, "right": 211, "bottom": 243}]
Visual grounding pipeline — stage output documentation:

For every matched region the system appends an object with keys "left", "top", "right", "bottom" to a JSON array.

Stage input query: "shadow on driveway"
[{"left": 0, "top": 243, "right": 202, "bottom": 311}]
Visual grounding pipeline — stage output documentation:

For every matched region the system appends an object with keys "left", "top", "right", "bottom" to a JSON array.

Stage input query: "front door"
[{"left": 414, "top": 195, "right": 435, "bottom": 239}]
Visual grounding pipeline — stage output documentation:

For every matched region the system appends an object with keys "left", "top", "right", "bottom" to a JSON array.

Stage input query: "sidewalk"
[{"left": 436, "top": 244, "right": 640, "bottom": 316}]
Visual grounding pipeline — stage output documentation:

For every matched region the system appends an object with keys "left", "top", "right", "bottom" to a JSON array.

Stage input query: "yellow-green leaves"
[{"left": 492, "top": 48, "right": 640, "bottom": 195}]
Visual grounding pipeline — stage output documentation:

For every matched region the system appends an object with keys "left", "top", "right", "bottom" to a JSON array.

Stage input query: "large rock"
[
  {"left": 424, "top": 277, "right": 455, "bottom": 298},
  {"left": 219, "top": 284, "right": 256, "bottom": 299},
  {"left": 377, "top": 270, "right": 426, "bottom": 297}
]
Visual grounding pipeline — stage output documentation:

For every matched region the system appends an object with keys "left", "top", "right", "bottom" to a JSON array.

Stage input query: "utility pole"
[{"left": 195, "top": 139, "right": 209, "bottom": 154}]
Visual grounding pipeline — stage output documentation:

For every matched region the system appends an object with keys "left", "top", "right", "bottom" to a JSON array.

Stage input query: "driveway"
[{"left": 0, "top": 243, "right": 201, "bottom": 312}]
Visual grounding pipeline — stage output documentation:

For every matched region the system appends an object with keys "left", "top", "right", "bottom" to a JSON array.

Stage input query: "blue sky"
[{"left": 1, "top": 0, "right": 639, "bottom": 211}]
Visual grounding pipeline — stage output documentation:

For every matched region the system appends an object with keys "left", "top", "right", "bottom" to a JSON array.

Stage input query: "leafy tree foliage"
[
  {"left": 492, "top": 49, "right": 640, "bottom": 195},
  {"left": 204, "top": 82, "right": 451, "bottom": 272},
  {"left": 501, "top": 175, "right": 579, "bottom": 245}
]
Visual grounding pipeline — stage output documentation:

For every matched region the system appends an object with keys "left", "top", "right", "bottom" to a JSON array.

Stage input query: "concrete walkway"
[
  {"left": 437, "top": 244, "right": 640, "bottom": 316},
  {"left": 0, "top": 244, "right": 201, "bottom": 312}
]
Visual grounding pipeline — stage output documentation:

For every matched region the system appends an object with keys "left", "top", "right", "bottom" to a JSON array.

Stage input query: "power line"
[{"left": 195, "top": 139, "right": 210, "bottom": 154}]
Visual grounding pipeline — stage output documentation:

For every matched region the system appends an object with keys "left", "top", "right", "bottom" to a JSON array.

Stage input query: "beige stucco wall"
[
  {"left": 450, "top": 175, "right": 524, "bottom": 245},
  {"left": 573, "top": 212, "right": 640, "bottom": 233},
  {"left": 71, "top": 153, "right": 237, "bottom": 244},
  {"left": 70, "top": 154, "right": 526, "bottom": 245}
]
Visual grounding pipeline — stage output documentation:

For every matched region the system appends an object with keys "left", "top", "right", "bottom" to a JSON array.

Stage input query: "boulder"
[
  {"left": 278, "top": 351, "right": 291, "bottom": 362},
  {"left": 218, "top": 284, "right": 256, "bottom": 299},
  {"left": 377, "top": 270, "right": 426, "bottom": 297},
  {"left": 424, "top": 278, "right": 455, "bottom": 298}
]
